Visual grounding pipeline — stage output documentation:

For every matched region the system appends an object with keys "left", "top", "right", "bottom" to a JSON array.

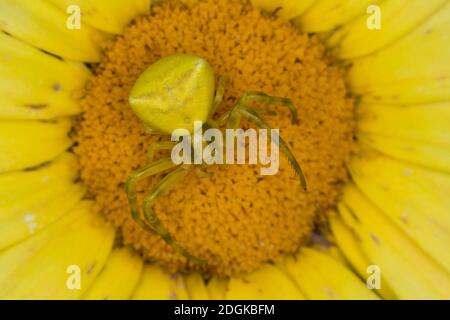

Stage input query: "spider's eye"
[{"left": 129, "top": 54, "right": 216, "bottom": 135}]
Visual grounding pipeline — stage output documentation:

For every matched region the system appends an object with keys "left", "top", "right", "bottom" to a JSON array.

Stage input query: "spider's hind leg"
[
  {"left": 126, "top": 159, "right": 203, "bottom": 263},
  {"left": 142, "top": 166, "right": 205, "bottom": 264},
  {"left": 125, "top": 158, "right": 177, "bottom": 233}
]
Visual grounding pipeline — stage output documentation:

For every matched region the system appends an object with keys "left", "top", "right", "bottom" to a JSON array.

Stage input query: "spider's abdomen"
[{"left": 129, "top": 54, "right": 215, "bottom": 134}]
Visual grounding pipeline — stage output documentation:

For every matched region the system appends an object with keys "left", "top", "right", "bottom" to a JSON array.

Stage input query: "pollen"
[{"left": 74, "top": 0, "right": 355, "bottom": 276}]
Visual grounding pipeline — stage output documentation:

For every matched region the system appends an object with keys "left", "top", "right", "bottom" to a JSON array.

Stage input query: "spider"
[{"left": 126, "top": 54, "right": 307, "bottom": 263}]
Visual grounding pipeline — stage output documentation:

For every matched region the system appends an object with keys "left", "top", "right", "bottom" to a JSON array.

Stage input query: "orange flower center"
[{"left": 74, "top": 0, "right": 355, "bottom": 276}]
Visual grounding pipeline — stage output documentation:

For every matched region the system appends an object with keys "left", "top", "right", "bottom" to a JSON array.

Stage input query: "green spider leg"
[
  {"left": 225, "top": 95, "right": 307, "bottom": 190},
  {"left": 211, "top": 76, "right": 226, "bottom": 116},
  {"left": 240, "top": 91, "right": 298, "bottom": 125},
  {"left": 141, "top": 166, "right": 205, "bottom": 264},
  {"left": 147, "top": 137, "right": 210, "bottom": 178},
  {"left": 194, "top": 164, "right": 212, "bottom": 178},
  {"left": 126, "top": 158, "right": 204, "bottom": 263},
  {"left": 147, "top": 141, "right": 177, "bottom": 162},
  {"left": 125, "top": 158, "right": 177, "bottom": 233},
  {"left": 216, "top": 91, "right": 298, "bottom": 127}
]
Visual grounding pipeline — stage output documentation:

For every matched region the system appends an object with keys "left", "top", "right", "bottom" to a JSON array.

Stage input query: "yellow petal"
[
  {"left": 185, "top": 273, "right": 210, "bottom": 300},
  {"left": 328, "top": 0, "right": 447, "bottom": 59},
  {"left": 309, "top": 242, "right": 348, "bottom": 266},
  {"left": 356, "top": 102, "right": 450, "bottom": 173},
  {"left": 0, "top": 95, "right": 79, "bottom": 121},
  {"left": 295, "top": 0, "right": 381, "bottom": 32},
  {"left": 329, "top": 212, "right": 397, "bottom": 300},
  {"left": 225, "top": 264, "right": 304, "bottom": 300},
  {"left": 340, "top": 184, "right": 450, "bottom": 299},
  {"left": 0, "top": 32, "right": 89, "bottom": 120},
  {"left": 282, "top": 248, "right": 379, "bottom": 300},
  {"left": 0, "top": 119, "right": 72, "bottom": 173},
  {"left": 131, "top": 266, "right": 189, "bottom": 300},
  {"left": 206, "top": 277, "right": 228, "bottom": 300},
  {"left": 0, "top": 201, "right": 115, "bottom": 299},
  {"left": 358, "top": 133, "right": 450, "bottom": 174},
  {"left": 348, "top": 2, "right": 450, "bottom": 104},
  {"left": 357, "top": 102, "right": 450, "bottom": 147},
  {"left": 349, "top": 149, "right": 450, "bottom": 272},
  {"left": 0, "top": 153, "right": 85, "bottom": 250},
  {"left": 250, "top": 0, "right": 316, "bottom": 20},
  {"left": 47, "top": 0, "right": 151, "bottom": 34},
  {"left": 83, "top": 248, "right": 143, "bottom": 300},
  {"left": 0, "top": 0, "right": 107, "bottom": 62}
]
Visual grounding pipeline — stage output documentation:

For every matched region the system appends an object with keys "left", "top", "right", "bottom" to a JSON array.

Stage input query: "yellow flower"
[{"left": 0, "top": 0, "right": 449, "bottom": 300}]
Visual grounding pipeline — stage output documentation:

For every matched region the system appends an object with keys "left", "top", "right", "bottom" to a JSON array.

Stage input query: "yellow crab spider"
[{"left": 126, "top": 54, "right": 307, "bottom": 263}]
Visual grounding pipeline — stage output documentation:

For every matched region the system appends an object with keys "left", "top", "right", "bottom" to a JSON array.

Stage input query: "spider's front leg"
[
  {"left": 224, "top": 93, "right": 308, "bottom": 190},
  {"left": 216, "top": 91, "right": 299, "bottom": 127},
  {"left": 147, "top": 141, "right": 178, "bottom": 162},
  {"left": 242, "top": 91, "right": 299, "bottom": 125},
  {"left": 212, "top": 76, "right": 226, "bottom": 115}
]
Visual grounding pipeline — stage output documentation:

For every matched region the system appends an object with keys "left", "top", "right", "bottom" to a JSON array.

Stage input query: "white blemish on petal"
[
  {"left": 403, "top": 167, "right": 413, "bottom": 177},
  {"left": 23, "top": 214, "right": 34, "bottom": 223},
  {"left": 23, "top": 214, "right": 38, "bottom": 234},
  {"left": 324, "top": 287, "right": 337, "bottom": 299}
]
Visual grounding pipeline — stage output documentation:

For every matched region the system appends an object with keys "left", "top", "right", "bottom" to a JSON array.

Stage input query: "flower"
[{"left": 0, "top": 0, "right": 448, "bottom": 300}]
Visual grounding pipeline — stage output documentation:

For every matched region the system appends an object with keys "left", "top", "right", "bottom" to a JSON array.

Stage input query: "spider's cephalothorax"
[{"left": 126, "top": 54, "right": 306, "bottom": 263}]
